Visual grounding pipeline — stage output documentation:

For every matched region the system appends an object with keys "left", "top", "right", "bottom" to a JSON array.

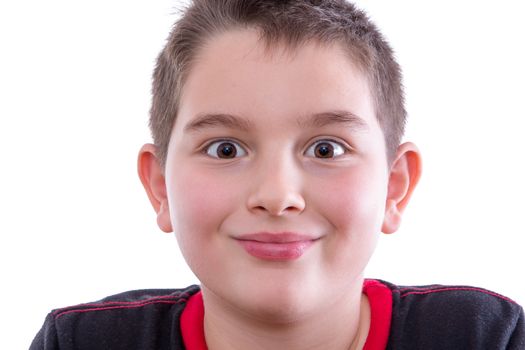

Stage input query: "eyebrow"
[
  {"left": 183, "top": 110, "right": 368, "bottom": 133},
  {"left": 296, "top": 110, "right": 369, "bottom": 131},
  {"left": 184, "top": 113, "right": 253, "bottom": 133}
]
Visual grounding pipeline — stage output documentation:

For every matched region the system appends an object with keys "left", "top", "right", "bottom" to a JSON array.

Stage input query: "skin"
[{"left": 138, "top": 28, "right": 421, "bottom": 350}]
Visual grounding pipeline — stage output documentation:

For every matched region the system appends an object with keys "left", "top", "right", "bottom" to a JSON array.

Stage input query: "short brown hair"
[{"left": 150, "top": 0, "right": 405, "bottom": 169}]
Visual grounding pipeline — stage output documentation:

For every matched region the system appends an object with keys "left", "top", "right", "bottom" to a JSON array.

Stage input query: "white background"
[{"left": 1, "top": 1, "right": 524, "bottom": 348}]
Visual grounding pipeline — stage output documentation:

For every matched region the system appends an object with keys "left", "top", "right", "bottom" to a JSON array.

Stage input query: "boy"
[{"left": 31, "top": 0, "right": 524, "bottom": 349}]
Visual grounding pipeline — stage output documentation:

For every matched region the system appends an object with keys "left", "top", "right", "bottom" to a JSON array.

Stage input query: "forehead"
[{"left": 175, "top": 28, "right": 378, "bottom": 134}]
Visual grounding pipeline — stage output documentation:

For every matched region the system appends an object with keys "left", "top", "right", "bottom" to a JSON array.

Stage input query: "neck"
[{"left": 202, "top": 282, "right": 370, "bottom": 350}]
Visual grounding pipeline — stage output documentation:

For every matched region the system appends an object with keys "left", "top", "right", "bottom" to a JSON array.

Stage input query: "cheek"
[
  {"left": 312, "top": 168, "right": 387, "bottom": 280},
  {"left": 166, "top": 166, "right": 238, "bottom": 263},
  {"left": 315, "top": 166, "right": 388, "bottom": 241}
]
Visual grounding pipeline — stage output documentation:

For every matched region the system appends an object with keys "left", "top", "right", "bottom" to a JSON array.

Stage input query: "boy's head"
[
  {"left": 138, "top": 0, "right": 421, "bottom": 322},
  {"left": 149, "top": 0, "right": 406, "bottom": 169}
]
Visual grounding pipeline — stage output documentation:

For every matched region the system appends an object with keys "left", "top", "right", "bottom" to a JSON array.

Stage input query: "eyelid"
[
  {"left": 304, "top": 138, "right": 351, "bottom": 158},
  {"left": 202, "top": 138, "right": 248, "bottom": 158}
]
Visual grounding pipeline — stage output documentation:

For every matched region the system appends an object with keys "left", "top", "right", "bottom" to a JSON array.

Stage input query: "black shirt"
[{"left": 30, "top": 280, "right": 524, "bottom": 349}]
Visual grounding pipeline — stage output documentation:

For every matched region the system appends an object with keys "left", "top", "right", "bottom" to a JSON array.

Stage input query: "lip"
[{"left": 235, "top": 232, "right": 318, "bottom": 261}]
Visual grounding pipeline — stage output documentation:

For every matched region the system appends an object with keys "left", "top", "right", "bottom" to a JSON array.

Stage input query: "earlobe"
[
  {"left": 137, "top": 144, "right": 173, "bottom": 233},
  {"left": 382, "top": 142, "right": 422, "bottom": 234}
]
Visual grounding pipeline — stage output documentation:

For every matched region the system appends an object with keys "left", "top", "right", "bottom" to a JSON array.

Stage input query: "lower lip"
[{"left": 236, "top": 240, "right": 314, "bottom": 260}]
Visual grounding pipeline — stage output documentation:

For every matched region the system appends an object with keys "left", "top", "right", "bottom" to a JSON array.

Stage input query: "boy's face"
[{"left": 159, "top": 29, "right": 395, "bottom": 318}]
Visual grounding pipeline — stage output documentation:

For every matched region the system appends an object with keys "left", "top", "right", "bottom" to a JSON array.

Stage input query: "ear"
[
  {"left": 382, "top": 142, "right": 422, "bottom": 234},
  {"left": 137, "top": 144, "right": 173, "bottom": 233}
]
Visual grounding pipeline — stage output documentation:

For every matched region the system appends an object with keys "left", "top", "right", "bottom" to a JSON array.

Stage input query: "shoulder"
[
  {"left": 52, "top": 285, "right": 200, "bottom": 324},
  {"left": 382, "top": 281, "right": 525, "bottom": 349},
  {"left": 390, "top": 282, "right": 521, "bottom": 318},
  {"left": 30, "top": 285, "right": 201, "bottom": 350}
]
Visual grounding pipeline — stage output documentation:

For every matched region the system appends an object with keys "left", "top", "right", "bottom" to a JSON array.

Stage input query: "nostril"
[
  {"left": 250, "top": 203, "right": 305, "bottom": 217},
  {"left": 246, "top": 179, "right": 306, "bottom": 216}
]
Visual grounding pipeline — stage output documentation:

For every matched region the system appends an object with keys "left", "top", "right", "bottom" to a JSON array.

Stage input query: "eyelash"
[
  {"left": 203, "top": 139, "right": 247, "bottom": 159},
  {"left": 304, "top": 139, "right": 348, "bottom": 159},
  {"left": 202, "top": 138, "right": 350, "bottom": 159}
]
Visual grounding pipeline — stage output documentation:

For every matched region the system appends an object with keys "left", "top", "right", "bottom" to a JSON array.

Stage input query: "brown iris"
[
  {"left": 217, "top": 142, "right": 237, "bottom": 158},
  {"left": 314, "top": 142, "right": 334, "bottom": 158}
]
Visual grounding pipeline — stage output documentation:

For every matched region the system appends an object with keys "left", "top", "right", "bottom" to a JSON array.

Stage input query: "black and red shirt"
[{"left": 31, "top": 279, "right": 525, "bottom": 349}]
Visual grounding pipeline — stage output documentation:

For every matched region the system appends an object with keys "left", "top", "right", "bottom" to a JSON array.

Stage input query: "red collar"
[
  {"left": 181, "top": 279, "right": 392, "bottom": 350},
  {"left": 361, "top": 279, "right": 393, "bottom": 350}
]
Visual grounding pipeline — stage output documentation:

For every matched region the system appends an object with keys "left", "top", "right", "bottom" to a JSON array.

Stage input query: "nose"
[{"left": 246, "top": 153, "right": 306, "bottom": 216}]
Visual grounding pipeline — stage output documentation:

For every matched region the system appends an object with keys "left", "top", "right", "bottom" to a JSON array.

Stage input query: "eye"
[
  {"left": 205, "top": 140, "right": 247, "bottom": 159},
  {"left": 304, "top": 140, "right": 347, "bottom": 159}
]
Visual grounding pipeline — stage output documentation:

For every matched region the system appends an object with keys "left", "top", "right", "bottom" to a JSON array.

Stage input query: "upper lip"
[{"left": 235, "top": 232, "right": 318, "bottom": 243}]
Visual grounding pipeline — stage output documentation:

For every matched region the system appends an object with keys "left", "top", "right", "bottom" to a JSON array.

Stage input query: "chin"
[{"left": 231, "top": 275, "right": 324, "bottom": 323}]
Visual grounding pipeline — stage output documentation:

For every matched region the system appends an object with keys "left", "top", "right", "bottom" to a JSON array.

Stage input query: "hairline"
[
  {"left": 152, "top": 2, "right": 403, "bottom": 171},
  {"left": 169, "top": 26, "right": 381, "bottom": 141}
]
